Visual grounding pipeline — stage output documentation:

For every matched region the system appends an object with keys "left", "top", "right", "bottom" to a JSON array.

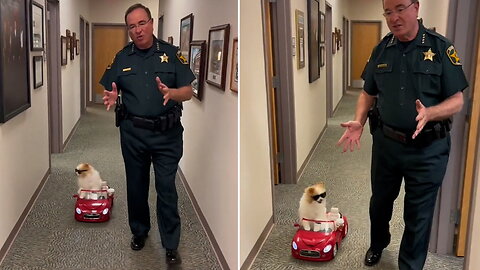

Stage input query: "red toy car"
[
  {"left": 291, "top": 215, "right": 348, "bottom": 261},
  {"left": 73, "top": 189, "right": 114, "bottom": 222}
]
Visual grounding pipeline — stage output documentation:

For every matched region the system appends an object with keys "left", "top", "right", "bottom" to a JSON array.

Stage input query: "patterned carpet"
[
  {"left": 250, "top": 89, "right": 464, "bottom": 270},
  {"left": 0, "top": 105, "right": 220, "bottom": 270}
]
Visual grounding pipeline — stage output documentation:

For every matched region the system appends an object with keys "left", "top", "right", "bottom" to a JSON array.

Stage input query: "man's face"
[
  {"left": 383, "top": 0, "right": 419, "bottom": 41},
  {"left": 126, "top": 8, "right": 154, "bottom": 49}
]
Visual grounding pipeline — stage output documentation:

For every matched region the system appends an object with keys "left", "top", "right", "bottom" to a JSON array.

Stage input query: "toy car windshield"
[
  {"left": 75, "top": 189, "right": 111, "bottom": 200},
  {"left": 301, "top": 218, "right": 336, "bottom": 233}
]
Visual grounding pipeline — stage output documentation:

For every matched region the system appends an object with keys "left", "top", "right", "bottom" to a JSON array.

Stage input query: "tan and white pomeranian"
[
  {"left": 298, "top": 182, "right": 328, "bottom": 231},
  {"left": 75, "top": 163, "right": 107, "bottom": 199}
]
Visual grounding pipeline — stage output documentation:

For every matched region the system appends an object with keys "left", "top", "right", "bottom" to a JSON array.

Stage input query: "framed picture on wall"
[
  {"left": 61, "top": 36, "right": 67, "bottom": 65},
  {"left": 320, "top": 11, "right": 325, "bottom": 44},
  {"left": 308, "top": 0, "right": 320, "bottom": 83},
  {"left": 206, "top": 24, "right": 230, "bottom": 90},
  {"left": 66, "top": 29, "right": 71, "bottom": 50},
  {"left": 295, "top": 9, "right": 305, "bottom": 69},
  {"left": 33, "top": 56, "right": 43, "bottom": 89},
  {"left": 31, "top": 1, "right": 44, "bottom": 51},
  {"left": 189, "top": 40, "right": 206, "bottom": 100},
  {"left": 70, "top": 32, "right": 75, "bottom": 60},
  {"left": 229, "top": 37, "right": 238, "bottom": 92},
  {"left": 332, "top": 32, "right": 336, "bottom": 54},
  {"left": 0, "top": 0, "right": 31, "bottom": 123},
  {"left": 179, "top": 13, "right": 194, "bottom": 63},
  {"left": 320, "top": 44, "right": 325, "bottom": 67}
]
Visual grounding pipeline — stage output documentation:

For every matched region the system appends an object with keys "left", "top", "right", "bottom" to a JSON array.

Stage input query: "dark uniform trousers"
[
  {"left": 119, "top": 118, "right": 184, "bottom": 250},
  {"left": 370, "top": 128, "right": 450, "bottom": 270}
]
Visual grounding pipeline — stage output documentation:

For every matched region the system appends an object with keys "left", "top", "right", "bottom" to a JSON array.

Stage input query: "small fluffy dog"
[
  {"left": 298, "top": 182, "right": 328, "bottom": 231},
  {"left": 75, "top": 163, "right": 107, "bottom": 199}
]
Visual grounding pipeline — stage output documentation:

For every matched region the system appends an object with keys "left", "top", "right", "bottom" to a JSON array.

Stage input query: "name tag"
[
  {"left": 122, "top": 67, "right": 132, "bottom": 72},
  {"left": 377, "top": 63, "right": 388, "bottom": 68}
]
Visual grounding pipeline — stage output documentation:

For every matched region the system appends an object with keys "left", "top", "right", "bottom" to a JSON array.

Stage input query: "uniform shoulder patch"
[
  {"left": 446, "top": 45, "right": 462, "bottom": 66},
  {"left": 176, "top": 51, "right": 188, "bottom": 64}
]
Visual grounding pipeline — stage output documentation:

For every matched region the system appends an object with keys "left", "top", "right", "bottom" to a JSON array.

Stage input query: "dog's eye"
[
  {"left": 312, "top": 195, "right": 321, "bottom": 201},
  {"left": 320, "top": 192, "right": 326, "bottom": 198}
]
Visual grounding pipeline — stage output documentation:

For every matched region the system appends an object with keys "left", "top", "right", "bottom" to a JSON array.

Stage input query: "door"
[
  {"left": 80, "top": 17, "right": 86, "bottom": 114},
  {"left": 351, "top": 21, "right": 381, "bottom": 88},
  {"left": 92, "top": 25, "right": 127, "bottom": 103},
  {"left": 456, "top": 33, "right": 480, "bottom": 256},
  {"left": 46, "top": 0, "right": 62, "bottom": 154},
  {"left": 86, "top": 22, "right": 90, "bottom": 103},
  {"left": 325, "top": 3, "right": 333, "bottom": 117},
  {"left": 342, "top": 17, "right": 349, "bottom": 93},
  {"left": 262, "top": 0, "right": 280, "bottom": 185}
]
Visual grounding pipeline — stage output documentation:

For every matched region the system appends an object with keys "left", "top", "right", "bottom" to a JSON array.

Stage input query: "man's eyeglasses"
[
  {"left": 127, "top": 18, "right": 152, "bottom": 31},
  {"left": 383, "top": 1, "right": 416, "bottom": 18}
]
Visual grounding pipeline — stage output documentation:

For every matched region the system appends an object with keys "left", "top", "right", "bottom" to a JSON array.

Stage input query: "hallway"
[
  {"left": 250, "top": 89, "right": 464, "bottom": 270},
  {"left": 0, "top": 105, "right": 220, "bottom": 269}
]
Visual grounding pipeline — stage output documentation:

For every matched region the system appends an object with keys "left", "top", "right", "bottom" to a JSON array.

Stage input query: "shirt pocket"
[
  {"left": 373, "top": 63, "right": 393, "bottom": 91},
  {"left": 413, "top": 61, "right": 442, "bottom": 98},
  {"left": 117, "top": 66, "right": 137, "bottom": 91},
  {"left": 154, "top": 64, "right": 176, "bottom": 87}
]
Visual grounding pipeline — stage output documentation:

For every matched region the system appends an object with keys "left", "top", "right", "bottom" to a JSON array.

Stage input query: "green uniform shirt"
[
  {"left": 362, "top": 22, "right": 468, "bottom": 130},
  {"left": 100, "top": 37, "right": 195, "bottom": 117}
]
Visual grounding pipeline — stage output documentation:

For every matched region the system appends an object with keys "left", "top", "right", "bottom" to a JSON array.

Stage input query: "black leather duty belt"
[
  {"left": 126, "top": 106, "right": 182, "bottom": 132},
  {"left": 380, "top": 121, "right": 448, "bottom": 147}
]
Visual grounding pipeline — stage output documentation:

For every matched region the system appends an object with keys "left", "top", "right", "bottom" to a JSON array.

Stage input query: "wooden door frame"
[
  {"left": 451, "top": 0, "right": 480, "bottom": 257},
  {"left": 86, "top": 22, "right": 90, "bottom": 104},
  {"left": 428, "top": 0, "right": 479, "bottom": 256},
  {"left": 91, "top": 23, "right": 128, "bottom": 103},
  {"left": 260, "top": 0, "right": 296, "bottom": 185},
  {"left": 46, "top": 0, "right": 62, "bottom": 154},
  {"left": 262, "top": 0, "right": 280, "bottom": 186},
  {"left": 342, "top": 17, "right": 349, "bottom": 93}
]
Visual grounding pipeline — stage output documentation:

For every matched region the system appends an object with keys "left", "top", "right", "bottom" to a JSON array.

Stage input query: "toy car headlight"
[
  {"left": 323, "top": 244, "right": 332, "bottom": 253},
  {"left": 102, "top": 208, "right": 109, "bottom": 215},
  {"left": 76, "top": 208, "right": 81, "bottom": 214},
  {"left": 292, "top": 241, "right": 298, "bottom": 250}
]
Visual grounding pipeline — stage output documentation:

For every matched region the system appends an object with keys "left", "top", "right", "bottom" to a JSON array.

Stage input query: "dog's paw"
[{"left": 313, "top": 223, "right": 321, "bottom": 232}]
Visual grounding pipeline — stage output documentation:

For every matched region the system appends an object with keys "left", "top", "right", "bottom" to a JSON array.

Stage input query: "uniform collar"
[
  {"left": 128, "top": 36, "right": 160, "bottom": 56},
  {"left": 414, "top": 23, "right": 431, "bottom": 47},
  {"left": 386, "top": 21, "right": 431, "bottom": 49}
]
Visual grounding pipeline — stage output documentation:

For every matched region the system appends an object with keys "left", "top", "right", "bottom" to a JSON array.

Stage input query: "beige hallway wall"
[
  {"left": 59, "top": 0, "right": 90, "bottom": 143},
  {"left": 239, "top": 0, "right": 274, "bottom": 268},
  {"left": 0, "top": 0, "right": 50, "bottom": 253}
]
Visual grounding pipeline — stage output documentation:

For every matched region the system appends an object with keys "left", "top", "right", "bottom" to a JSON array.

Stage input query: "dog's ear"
[{"left": 307, "top": 187, "right": 315, "bottom": 195}]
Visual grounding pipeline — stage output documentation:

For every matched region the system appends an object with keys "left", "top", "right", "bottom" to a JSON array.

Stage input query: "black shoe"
[
  {"left": 166, "top": 249, "right": 182, "bottom": 265},
  {"left": 130, "top": 235, "right": 147, "bottom": 251},
  {"left": 364, "top": 247, "right": 382, "bottom": 266}
]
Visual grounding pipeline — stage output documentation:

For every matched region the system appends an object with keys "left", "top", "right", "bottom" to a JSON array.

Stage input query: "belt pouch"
[
  {"left": 132, "top": 117, "right": 155, "bottom": 130},
  {"left": 160, "top": 116, "right": 167, "bottom": 131}
]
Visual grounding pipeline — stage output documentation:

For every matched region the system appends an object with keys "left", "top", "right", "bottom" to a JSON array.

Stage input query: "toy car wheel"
[{"left": 333, "top": 243, "right": 338, "bottom": 258}]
